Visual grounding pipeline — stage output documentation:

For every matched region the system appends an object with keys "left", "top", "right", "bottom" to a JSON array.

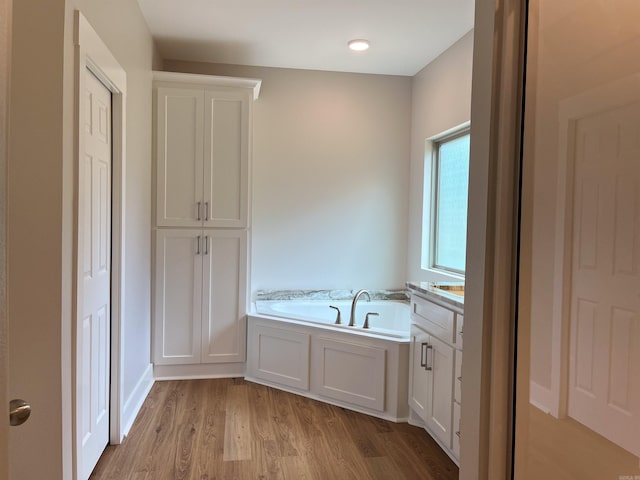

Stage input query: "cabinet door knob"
[
  {"left": 196, "top": 235, "right": 201, "bottom": 255},
  {"left": 204, "top": 236, "right": 209, "bottom": 255},
  {"left": 204, "top": 202, "right": 209, "bottom": 221},
  {"left": 196, "top": 201, "right": 202, "bottom": 221}
]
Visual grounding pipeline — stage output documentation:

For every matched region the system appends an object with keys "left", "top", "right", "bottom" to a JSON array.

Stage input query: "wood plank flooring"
[{"left": 91, "top": 378, "right": 459, "bottom": 480}]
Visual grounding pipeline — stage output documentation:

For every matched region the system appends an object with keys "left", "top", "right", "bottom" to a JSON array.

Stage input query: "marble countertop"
[
  {"left": 406, "top": 281, "right": 464, "bottom": 310},
  {"left": 254, "top": 289, "right": 409, "bottom": 302}
]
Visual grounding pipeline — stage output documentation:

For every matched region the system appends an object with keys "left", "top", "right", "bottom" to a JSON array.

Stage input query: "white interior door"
[
  {"left": 568, "top": 101, "right": 640, "bottom": 457},
  {"left": 78, "top": 68, "right": 112, "bottom": 478}
]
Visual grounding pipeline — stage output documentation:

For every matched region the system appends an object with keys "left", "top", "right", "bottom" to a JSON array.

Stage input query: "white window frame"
[{"left": 421, "top": 123, "right": 470, "bottom": 279}]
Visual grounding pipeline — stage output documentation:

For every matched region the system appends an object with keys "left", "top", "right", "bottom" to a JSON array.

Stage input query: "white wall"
[
  {"left": 406, "top": 31, "right": 474, "bottom": 283},
  {"left": 7, "top": 0, "right": 156, "bottom": 477},
  {"left": 164, "top": 60, "right": 412, "bottom": 293}
]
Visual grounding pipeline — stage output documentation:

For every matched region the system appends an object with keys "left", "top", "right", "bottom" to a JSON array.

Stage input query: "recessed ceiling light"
[{"left": 348, "top": 39, "right": 370, "bottom": 52}]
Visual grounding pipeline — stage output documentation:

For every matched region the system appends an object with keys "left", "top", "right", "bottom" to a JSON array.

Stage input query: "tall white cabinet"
[{"left": 152, "top": 71, "right": 261, "bottom": 378}]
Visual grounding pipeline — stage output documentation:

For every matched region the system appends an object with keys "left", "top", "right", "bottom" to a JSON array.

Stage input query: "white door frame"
[
  {"left": 73, "top": 10, "right": 127, "bottom": 465},
  {"left": 540, "top": 74, "right": 640, "bottom": 418}
]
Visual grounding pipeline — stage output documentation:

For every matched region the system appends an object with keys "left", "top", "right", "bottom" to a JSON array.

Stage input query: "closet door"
[
  {"left": 203, "top": 89, "right": 250, "bottom": 228},
  {"left": 156, "top": 87, "right": 204, "bottom": 227},
  {"left": 153, "top": 229, "right": 203, "bottom": 364},
  {"left": 201, "top": 229, "right": 248, "bottom": 363}
]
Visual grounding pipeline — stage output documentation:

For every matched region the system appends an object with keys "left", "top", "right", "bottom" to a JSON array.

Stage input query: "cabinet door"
[
  {"left": 201, "top": 229, "right": 248, "bottom": 363},
  {"left": 409, "top": 325, "right": 431, "bottom": 421},
  {"left": 425, "top": 335, "right": 455, "bottom": 448},
  {"left": 203, "top": 89, "right": 250, "bottom": 228},
  {"left": 153, "top": 229, "right": 203, "bottom": 364},
  {"left": 156, "top": 87, "right": 204, "bottom": 227},
  {"left": 247, "top": 322, "right": 310, "bottom": 390},
  {"left": 311, "top": 336, "right": 386, "bottom": 411}
]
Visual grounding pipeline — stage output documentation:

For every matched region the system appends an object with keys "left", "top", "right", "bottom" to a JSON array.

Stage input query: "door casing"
[{"left": 73, "top": 12, "right": 128, "bottom": 477}]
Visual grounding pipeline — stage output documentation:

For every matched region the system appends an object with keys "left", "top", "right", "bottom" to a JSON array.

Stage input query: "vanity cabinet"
[
  {"left": 152, "top": 72, "right": 260, "bottom": 377},
  {"left": 409, "top": 292, "right": 463, "bottom": 464}
]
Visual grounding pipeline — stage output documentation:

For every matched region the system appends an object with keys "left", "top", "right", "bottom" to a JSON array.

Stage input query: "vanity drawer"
[{"left": 411, "top": 296, "right": 455, "bottom": 343}]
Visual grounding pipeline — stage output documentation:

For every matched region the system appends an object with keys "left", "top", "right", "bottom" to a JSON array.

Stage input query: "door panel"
[
  {"left": 425, "top": 335, "right": 454, "bottom": 448},
  {"left": 156, "top": 87, "right": 204, "bottom": 227},
  {"left": 568, "top": 102, "right": 640, "bottom": 456},
  {"left": 78, "top": 69, "right": 111, "bottom": 479},
  {"left": 201, "top": 230, "right": 247, "bottom": 363},
  {"left": 409, "top": 325, "right": 430, "bottom": 421},
  {"left": 203, "top": 90, "right": 249, "bottom": 228},
  {"left": 154, "top": 229, "right": 203, "bottom": 364}
]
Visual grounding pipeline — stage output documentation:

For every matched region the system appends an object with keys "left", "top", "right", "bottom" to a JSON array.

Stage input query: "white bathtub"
[
  {"left": 254, "top": 299, "right": 410, "bottom": 340},
  {"left": 247, "top": 299, "right": 410, "bottom": 422}
]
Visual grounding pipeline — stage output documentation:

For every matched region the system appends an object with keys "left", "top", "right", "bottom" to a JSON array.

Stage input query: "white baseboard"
[
  {"left": 153, "top": 362, "right": 245, "bottom": 380},
  {"left": 530, "top": 380, "right": 553, "bottom": 414},
  {"left": 244, "top": 376, "right": 408, "bottom": 424},
  {"left": 121, "top": 364, "right": 154, "bottom": 437}
]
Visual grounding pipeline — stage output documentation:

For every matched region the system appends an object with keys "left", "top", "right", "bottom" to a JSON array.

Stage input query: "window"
[{"left": 424, "top": 129, "right": 470, "bottom": 276}]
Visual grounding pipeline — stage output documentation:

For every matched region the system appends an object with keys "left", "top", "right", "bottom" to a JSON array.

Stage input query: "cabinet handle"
[
  {"left": 456, "top": 431, "right": 461, "bottom": 439},
  {"left": 457, "top": 376, "right": 462, "bottom": 382},
  {"left": 196, "top": 235, "right": 201, "bottom": 255},
  {"left": 196, "top": 202, "right": 202, "bottom": 221},
  {"left": 420, "top": 342, "right": 429, "bottom": 368},
  {"left": 204, "top": 236, "right": 209, "bottom": 255},
  {"left": 204, "top": 202, "right": 209, "bottom": 221},
  {"left": 425, "top": 344, "right": 433, "bottom": 371}
]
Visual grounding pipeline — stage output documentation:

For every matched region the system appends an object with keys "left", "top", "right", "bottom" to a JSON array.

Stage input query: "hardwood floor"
[
  {"left": 91, "top": 378, "right": 459, "bottom": 480},
  {"left": 518, "top": 404, "right": 640, "bottom": 480}
]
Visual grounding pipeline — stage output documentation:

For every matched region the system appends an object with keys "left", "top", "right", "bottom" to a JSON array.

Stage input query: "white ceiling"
[{"left": 136, "top": 0, "right": 475, "bottom": 77}]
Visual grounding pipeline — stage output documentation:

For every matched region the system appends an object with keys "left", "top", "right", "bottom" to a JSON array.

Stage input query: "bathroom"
[
  {"left": 151, "top": 23, "right": 472, "bottom": 468},
  {"left": 4, "top": 0, "right": 478, "bottom": 477}
]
